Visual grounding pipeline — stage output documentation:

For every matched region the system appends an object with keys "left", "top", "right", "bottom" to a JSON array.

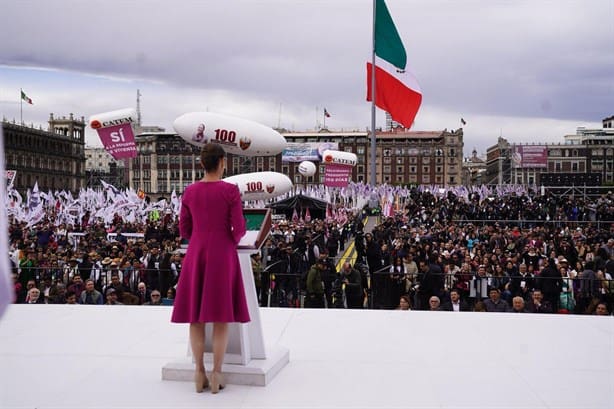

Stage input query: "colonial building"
[
  {"left": 485, "top": 116, "right": 613, "bottom": 186},
  {"left": 3, "top": 113, "right": 86, "bottom": 192},
  {"left": 84, "top": 147, "right": 125, "bottom": 189},
  {"left": 128, "top": 127, "right": 465, "bottom": 197},
  {"left": 461, "top": 148, "right": 487, "bottom": 186},
  {"left": 128, "top": 132, "right": 203, "bottom": 197}
]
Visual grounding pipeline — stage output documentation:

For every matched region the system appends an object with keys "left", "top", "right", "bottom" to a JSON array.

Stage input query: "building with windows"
[
  {"left": 84, "top": 147, "right": 125, "bottom": 189},
  {"left": 128, "top": 127, "right": 465, "bottom": 198},
  {"left": 2, "top": 113, "right": 86, "bottom": 192},
  {"left": 128, "top": 132, "right": 203, "bottom": 197},
  {"left": 461, "top": 148, "right": 487, "bottom": 186},
  {"left": 485, "top": 116, "right": 614, "bottom": 186}
]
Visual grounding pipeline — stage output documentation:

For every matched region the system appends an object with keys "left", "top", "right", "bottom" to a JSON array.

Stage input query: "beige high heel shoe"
[
  {"left": 194, "top": 370, "right": 209, "bottom": 393},
  {"left": 210, "top": 371, "right": 225, "bottom": 394}
]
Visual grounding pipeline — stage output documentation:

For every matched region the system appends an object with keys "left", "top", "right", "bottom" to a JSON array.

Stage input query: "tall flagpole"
[
  {"left": 20, "top": 88, "right": 23, "bottom": 124},
  {"left": 370, "top": 0, "right": 377, "bottom": 187}
]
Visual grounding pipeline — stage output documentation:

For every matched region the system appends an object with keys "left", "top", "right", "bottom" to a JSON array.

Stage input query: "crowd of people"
[{"left": 8, "top": 187, "right": 614, "bottom": 316}]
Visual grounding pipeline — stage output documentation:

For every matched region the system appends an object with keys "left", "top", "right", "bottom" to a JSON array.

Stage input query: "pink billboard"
[
  {"left": 324, "top": 163, "right": 352, "bottom": 187},
  {"left": 512, "top": 145, "right": 547, "bottom": 168}
]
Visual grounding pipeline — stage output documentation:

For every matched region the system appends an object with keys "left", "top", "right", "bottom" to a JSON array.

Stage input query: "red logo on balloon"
[
  {"left": 324, "top": 154, "right": 333, "bottom": 163},
  {"left": 266, "top": 184, "right": 275, "bottom": 194},
  {"left": 90, "top": 120, "right": 102, "bottom": 129}
]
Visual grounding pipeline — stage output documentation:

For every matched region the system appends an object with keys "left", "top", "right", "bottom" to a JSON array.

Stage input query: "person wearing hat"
[{"left": 104, "top": 287, "right": 123, "bottom": 305}]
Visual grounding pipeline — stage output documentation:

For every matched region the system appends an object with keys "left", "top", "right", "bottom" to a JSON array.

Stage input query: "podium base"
[{"left": 162, "top": 346, "right": 289, "bottom": 386}]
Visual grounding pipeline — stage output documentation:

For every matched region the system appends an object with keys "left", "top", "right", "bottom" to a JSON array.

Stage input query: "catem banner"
[
  {"left": 89, "top": 108, "right": 138, "bottom": 160},
  {"left": 95, "top": 123, "right": 138, "bottom": 159},
  {"left": 282, "top": 142, "right": 338, "bottom": 162}
]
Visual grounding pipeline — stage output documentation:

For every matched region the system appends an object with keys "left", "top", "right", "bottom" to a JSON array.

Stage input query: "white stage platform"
[{"left": 0, "top": 305, "right": 612, "bottom": 409}]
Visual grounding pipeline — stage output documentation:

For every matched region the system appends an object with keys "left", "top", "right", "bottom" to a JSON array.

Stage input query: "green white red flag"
[
  {"left": 21, "top": 90, "right": 33, "bottom": 105},
  {"left": 366, "top": 0, "right": 421, "bottom": 128}
]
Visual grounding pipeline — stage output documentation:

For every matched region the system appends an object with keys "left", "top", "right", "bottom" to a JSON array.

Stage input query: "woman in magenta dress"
[{"left": 171, "top": 143, "right": 250, "bottom": 394}]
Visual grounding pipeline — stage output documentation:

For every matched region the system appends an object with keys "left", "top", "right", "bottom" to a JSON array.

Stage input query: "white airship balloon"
[
  {"left": 89, "top": 108, "right": 137, "bottom": 129},
  {"left": 298, "top": 161, "right": 317, "bottom": 177},
  {"left": 223, "top": 171, "right": 293, "bottom": 201},
  {"left": 173, "top": 112, "right": 287, "bottom": 156},
  {"left": 321, "top": 150, "right": 358, "bottom": 167}
]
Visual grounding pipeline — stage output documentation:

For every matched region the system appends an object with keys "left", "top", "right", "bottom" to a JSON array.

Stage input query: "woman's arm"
[
  {"left": 229, "top": 185, "right": 246, "bottom": 244},
  {"left": 179, "top": 196, "right": 193, "bottom": 240}
]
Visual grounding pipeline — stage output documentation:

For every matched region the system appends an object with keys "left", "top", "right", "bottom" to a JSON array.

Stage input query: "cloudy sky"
[{"left": 1, "top": 0, "right": 612, "bottom": 156}]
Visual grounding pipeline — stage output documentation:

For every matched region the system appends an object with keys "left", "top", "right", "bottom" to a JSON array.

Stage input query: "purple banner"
[
  {"left": 324, "top": 163, "right": 352, "bottom": 187},
  {"left": 96, "top": 124, "right": 137, "bottom": 159},
  {"left": 512, "top": 145, "right": 547, "bottom": 168}
]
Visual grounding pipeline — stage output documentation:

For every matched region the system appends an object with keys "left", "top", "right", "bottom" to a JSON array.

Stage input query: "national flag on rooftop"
[
  {"left": 366, "top": 0, "right": 422, "bottom": 128},
  {"left": 324, "top": 108, "right": 331, "bottom": 118},
  {"left": 21, "top": 89, "right": 33, "bottom": 105}
]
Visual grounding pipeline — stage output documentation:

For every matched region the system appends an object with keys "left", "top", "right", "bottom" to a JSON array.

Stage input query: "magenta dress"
[{"left": 171, "top": 180, "right": 250, "bottom": 323}]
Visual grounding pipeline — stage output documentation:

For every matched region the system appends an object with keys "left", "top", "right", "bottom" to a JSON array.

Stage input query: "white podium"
[{"left": 162, "top": 209, "right": 289, "bottom": 386}]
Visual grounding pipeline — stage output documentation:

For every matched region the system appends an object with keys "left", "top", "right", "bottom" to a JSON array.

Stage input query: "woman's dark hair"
[{"left": 200, "top": 144, "right": 225, "bottom": 172}]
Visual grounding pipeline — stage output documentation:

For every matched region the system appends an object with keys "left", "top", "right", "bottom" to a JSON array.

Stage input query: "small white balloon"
[{"left": 298, "top": 161, "right": 316, "bottom": 177}]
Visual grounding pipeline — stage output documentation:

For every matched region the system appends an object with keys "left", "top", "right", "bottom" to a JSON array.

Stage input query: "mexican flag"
[
  {"left": 21, "top": 90, "right": 33, "bottom": 105},
  {"left": 366, "top": 0, "right": 421, "bottom": 129}
]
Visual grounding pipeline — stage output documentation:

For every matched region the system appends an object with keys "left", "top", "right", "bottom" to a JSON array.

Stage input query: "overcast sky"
[{"left": 1, "top": 0, "right": 612, "bottom": 156}]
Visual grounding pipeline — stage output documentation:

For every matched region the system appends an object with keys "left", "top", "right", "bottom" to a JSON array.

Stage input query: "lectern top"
[{"left": 237, "top": 208, "right": 271, "bottom": 250}]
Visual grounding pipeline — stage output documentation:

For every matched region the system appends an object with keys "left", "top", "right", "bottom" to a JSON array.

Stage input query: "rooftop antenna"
[{"left": 136, "top": 89, "right": 142, "bottom": 127}]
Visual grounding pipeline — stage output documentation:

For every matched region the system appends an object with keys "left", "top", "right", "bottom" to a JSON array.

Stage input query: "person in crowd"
[
  {"left": 526, "top": 289, "right": 553, "bottom": 313},
  {"left": 305, "top": 258, "right": 326, "bottom": 308},
  {"left": 473, "top": 300, "right": 487, "bottom": 312},
  {"left": 79, "top": 279, "right": 103, "bottom": 305},
  {"left": 340, "top": 261, "right": 363, "bottom": 309},
  {"left": 483, "top": 288, "right": 511, "bottom": 312},
  {"left": 65, "top": 290, "right": 78, "bottom": 305},
  {"left": 251, "top": 253, "right": 263, "bottom": 304},
  {"left": 508, "top": 263, "right": 534, "bottom": 301},
  {"left": 67, "top": 274, "right": 85, "bottom": 300},
  {"left": 135, "top": 282, "right": 151, "bottom": 306},
  {"left": 511, "top": 296, "right": 527, "bottom": 313},
  {"left": 428, "top": 296, "right": 442, "bottom": 311},
  {"left": 396, "top": 294, "right": 411, "bottom": 311},
  {"left": 162, "top": 287, "right": 176, "bottom": 305},
  {"left": 538, "top": 258, "right": 562, "bottom": 312},
  {"left": 144, "top": 290, "right": 163, "bottom": 305},
  {"left": 442, "top": 288, "right": 470, "bottom": 312},
  {"left": 386, "top": 256, "right": 405, "bottom": 310},
  {"left": 25, "top": 287, "right": 43, "bottom": 304},
  {"left": 594, "top": 302, "right": 610, "bottom": 316},
  {"left": 558, "top": 258, "right": 576, "bottom": 312},
  {"left": 105, "top": 288, "right": 123, "bottom": 305},
  {"left": 417, "top": 259, "right": 444, "bottom": 311}
]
